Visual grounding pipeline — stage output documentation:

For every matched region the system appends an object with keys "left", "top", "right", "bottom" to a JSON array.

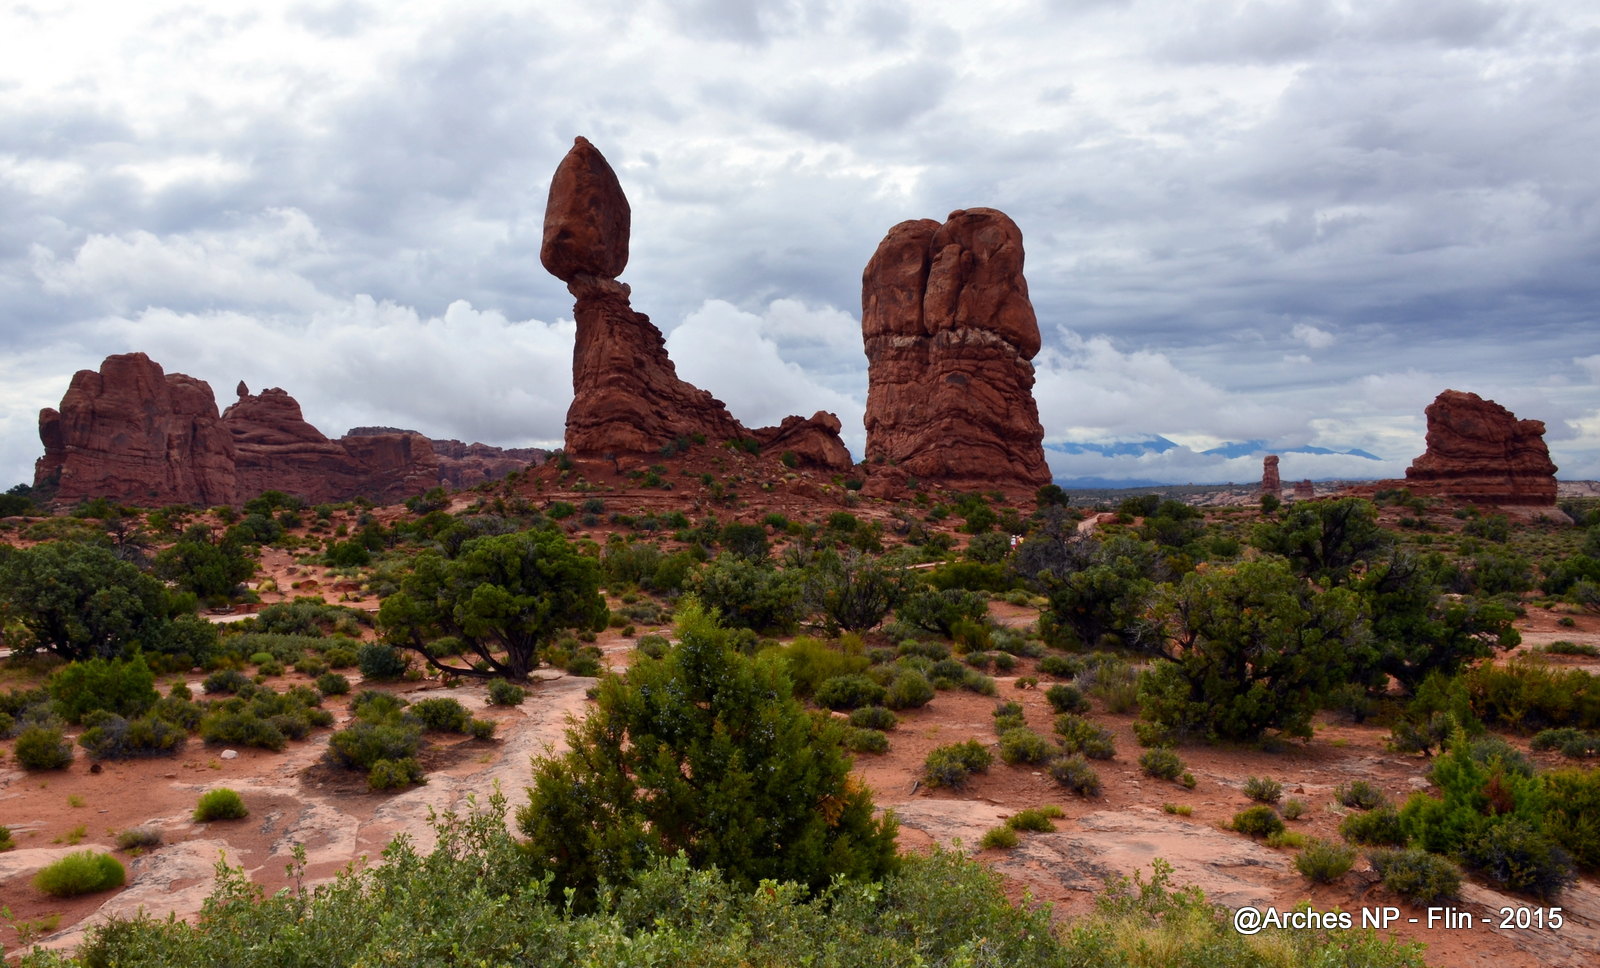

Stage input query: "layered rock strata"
[
  {"left": 1403, "top": 389, "right": 1558, "bottom": 506},
  {"left": 540, "top": 136, "right": 850, "bottom": 470},
  {"left": 860, "top": 209, "right": 1051, "bottom": 492},
  {"left": 1261, "top": 455, "right": 1280, "bottom": 495}
]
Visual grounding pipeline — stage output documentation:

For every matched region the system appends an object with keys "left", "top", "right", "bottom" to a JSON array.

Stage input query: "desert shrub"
[
  {"left": 896, "top": 587, "right": 989, "bottom": 637},
  {"left": 922, "top": 740, "right": 993, "bottom": 789},
  {"left": 979, "top": 825, "right": 1019, "bottom": 849},
  {"left": 815, "top": 674, "right": 887, "bottom": 711},
  {"left": 1341, "top": 805, "right": 1409, "bottom": 847},
  {"left": 0, "top": 825, "right": 13, "bottom": 850},
  {"left": 203, "top": 668, "right": 253, "bottom": 695},
  {"left": 1294, "top": 839, "right": 1356, "bottom": 883},
  {"left": 357, "top": 642, "right": 409, "bottom": 681},
  {"left": 1006, "top": 806, "right": 1061, "bottom": 832},
  {"left": 1139, "top": 747, "right": 1185, "bottom": 781},
  {"left": 1530, "top": 727, "right": 1600, "bottom": 758},
  {"left": 350, "top": 690, "right": 408, "bottom": 719},
  {"left": 896, "top": 640, "right": 950, "bottom": 661},
  {"left": 1047, "top": 753, "right": 1101, "bottom": 797},
  {"left": 1281, "top": 798, "right": 1307, "bottom": 820},
  {"left": 930, "top": 657, "right": 967, "bottom": 682},
  {"left": 15, "top": 725, "right": 73, "bottom": 770},
  {"left": 410, "top": 697, "right": 472, "bottom": 733},
  {"left": 843, "top": 727, "right": 890, "bottom": 754},
  {"left": 1054, "top": 714, "right": 1115, "bottom": 760},
  {"left": 991, "top": 700, "right": 1025, "bottom": 733},
  {"left": 884, "top": 669, "right": 935, "bottom": 710},
  {"left": 1243, "top": 775, "right": 1283, "bottom": 804},
  {"left": 687, "top": 555, "right": 804, "bottom": 633},
  {"left": 466, "top": 718, "right": 496, "bottom": 740},
  {"left": 1463, "top": 658, "right": 1600, "bottom": 732},
  {"left": 115, "top": 826, "right": 162, "bottom": 851},
  {"left": 78, "top": 713, "right": 186, "bottom": 760},
  {"left": 1336, "top": 780, "right": 1387, "bottom": 810},
  {"left": 194, "top": 788, "right": 248, "bottom": 821},
  {"left": 1044, "top": 683, "right": 1089, "bottom": 715},
  {"left": 1461, "top": 818, "right": 1576, "bottom": 900},
  {"left": 49, "top": 655, "right": 159, "bottom": 724},
  {"left": 1266, "top": 830, "right": 1309, "bottom": 849},
  {"left": 315, "top": 672, "right": 351, "bottom": 696},
  {"left": 997, "top": 727, "right": 1054, "bottom": 766},
  {"left": 33, "top": 851, "right": 126, "bottom": 896},
  {"left": 959, "top": 669, "right": 997, "bottom": 696},
  {"left": 1541, "top": 767, "right": 1600, "bottom": 872},
  {"left": 1037, "top": 654, "right": 1082, "bottom": 678},
  {"left": 486, "top": 678, "right": 526, "bottom": 706},
  {"left": 766, "top": 636, "right": 869, "bottom": 698},
  {"left": 151, "top": 694, "right": 203, "bottom": 731},
  {"left": 1231, "top": 805, "right": 1285, "bottom": 838},
  {"left": 368, "top": 757, "right": 426, "bottom": 791},
  {"left": 327, "top": 719, "right": 422, "bottom": 772},
  {"left": 848, "top": 706, "right": 897, "bottom": 731},
  {"left": 1370, "top": 848, "right": 1462, "bottom": 903}
]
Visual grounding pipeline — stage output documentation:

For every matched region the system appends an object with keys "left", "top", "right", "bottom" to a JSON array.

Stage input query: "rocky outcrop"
[
  {"left": 541, "top": 137, "right": 850, "bottom": 470},
  {"left": 1404, "top": 390, "right": 1558, "bottom": 506},
  {"left": 1261, "top": 455, "right": 1280, "bottom": 495},
  {"left": 860, "top": 209, "right": 1050, "bottom": 493},
  {"left": 1293, "top": 480, "right": 1314, "bottom": 501},
  {"left": 34, "top": 357, "right": 530, "bottom": 507},
  {"left": 34, "top": 353, "right": 239, "bottom": 505},
  {"left": 751, "top": 411, "right": 854, "bottom": 471}
]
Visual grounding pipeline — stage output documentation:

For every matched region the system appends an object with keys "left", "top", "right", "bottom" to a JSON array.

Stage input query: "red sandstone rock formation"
[
  {"left": 1404, "top": 389, "right": 1557, "bottom": 506},
  {"left": 1293, "top": 480, "right": 1314, "bottom": 501},
  {"left": 540, "top": 137, "right": 850, "bottom": 470},
  {"left": 35, "top": 353, "right": 239, "bottom": 505},
  {"left": 1261, "top": 455, "right": 1281, "bottom": 495},
  {"left": 351, "top": 430, "right": 546, "bottom": 487},
  {"left": 860, "top": 209, "right": 1050, "bottom": 493}
]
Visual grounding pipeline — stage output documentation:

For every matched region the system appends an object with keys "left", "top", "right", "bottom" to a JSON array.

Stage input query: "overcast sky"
[{"left": 3, "top": 0, "right": 1597, "bottom": 489}]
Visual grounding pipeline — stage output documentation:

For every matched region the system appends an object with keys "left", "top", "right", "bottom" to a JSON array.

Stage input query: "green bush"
[
  {"left": 49, "top": 655, "right": 158, "bottom": 724},
  {"left": 33, "top": 850, "right": 126, "bottom": 896},
  {"left": 1044, "top": 683, "right": 1089, "bottom": 714},
  {"left": 194, "top": 788, "right": 248, "bottom": 821},
  {"left": 15, "top": 725, "right": 73, "bottom": 770},
  {"left": 1294, "top": 839, "right": 1356, "bottom": 883},
  {"left": 368, "top": 757, "right": 426, "bottom": 791},
  {"left": 1341, "top": 806, "right": 1408, "bottom": 847},
  {"left": 1139, "top": 747, "right": 1185, "bottom": 781},
  {"left": 1542, "top": 767, "right": 1600, "bottom": 872},
  {"left": 922, "top": 740, "right": 993, "bottom": 789},
  {"left": 1530, "top": 727, "right": 1600, "bottom": 758},
  {"left": 1047, "top": 753, "right": 1101, "bottom": 797},
  {"left": 848, "top": 706, "right": 897, "bottom": 731},
  {"left": 1243, "top": 775, "right": 1283, "bottom": 804},
  {"left": 115, "top": 826, "right": 162, "bottom": 851},
  {"left": 884, "top": 669, "right": 934, "bottom": 710},
  {"left": 203, "top": 668, "right": 253, "bottom": 695},
  {"left": 1231, "top": 805, "right": 1285, "bottom": 838},
  {"left": 79, "top": 713, "right": 186, "bottom": 760},
  {"left": 979, "top": 825, "right": 1019, "bottom": 850},
  {"left": 466, "top": 718, "right": 496, "bottom": 740},
  {"left": 814, "top": 674, "right": 887, "bottom": 711},
  {"left": 410, "top": 697, "right": 471, "bottom": 733},
  {"left": 487, "top": 679, "right": 526, "bottom": 706},
  {"left": 315, "top": 672, "right": 351, "bottom": 696},
  {"left": 1461, "top": 818, "right": 1576, "bottom": 900},
  {"left": 997, "top": 727, "right": 1054, "bottom": 766},
  {"left": 0, "top": 825, "right": 13, "bottom": 850},
  {"left": 1037, "top": 654, "right": 1082, "bottom": 678},
  {"left": 328, "top": 719, "right": 422, "bottom": 772},
  {"left": 1054, "top": 714, "right": 1115, "bottom": 760},
  {"left": 1370, "top": 848, "right": 1462, "bottom": 904},
  {"left": 357, "top": 642, "right": 409, "bottom": 681},
  {"left": 843, "top": 727, "right": 890, "bottom": 754},
  {"left": 1335, "top": 780, "right": 1387, "bottom": 810},
  {"left": 1005, "top": 806, "right": 1062, "bottom": 832},
  {"left": 1281, "top": 798, "right": 1306, "bottom": 820}
]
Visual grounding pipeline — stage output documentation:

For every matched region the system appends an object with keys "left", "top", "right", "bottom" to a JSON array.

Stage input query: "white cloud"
[{"left": 1292, "top": 321, "right": 1335, "bottom": 349}]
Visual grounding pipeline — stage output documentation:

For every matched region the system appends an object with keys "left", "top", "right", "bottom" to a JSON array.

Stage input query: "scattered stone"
[{"left": 220, "top": 750, "right": 238, "bottom": 760}]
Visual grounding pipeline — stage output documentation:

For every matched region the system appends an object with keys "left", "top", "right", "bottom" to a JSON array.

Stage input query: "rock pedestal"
[
  {"left": 1261, "top": 455, "right": 1281, "bottom": 495},
  {"left": 1404, "top": 390, "right": 1557, "bottom": 506}
]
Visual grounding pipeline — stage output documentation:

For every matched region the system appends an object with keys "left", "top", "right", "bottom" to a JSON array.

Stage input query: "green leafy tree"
[
  {"left": 154, "top": 525, "right": 255, "bottom": 601},
  {"left": 378, "top": 528, "right": 606, "bottom": 680},
  {"left": 1138, "top": 559, "right": 1369, "bottom": 741},
  {"left": 686, "top": 554, "right": 804, "bottom": 633},
  {"left": 1251, "top": 497, "right": 1389, "bottom": 586},
  {"left": 1038, "top": 536, "right": 1160, "bottom": 651},
  {"left": 804, "top": 549, "right": 903, "bottom": 632},
  {"left": 519, "top": 602, "right": 899, "bottom": 907},
  {"left": 0, "top": 541, "right": 174, "bottom": 661},
  {"left": 1358, "top": 551, "right": 1519, "bottom": 693}
]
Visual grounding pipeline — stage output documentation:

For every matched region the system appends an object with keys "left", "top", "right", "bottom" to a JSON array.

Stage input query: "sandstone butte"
[
  {"left": 33, "top": 353, "right": 533, "bottom": 506},
  {"left": 540, "top": 136, "right": 851, "bottom": 470},
  {"left": 1402, "top": 389, "right": 1558, "bottom": 506},
  {"left": 1261, "top": 455, "right": 1280, "bottom": 495},
  {"left": 859, "top": 209, "right": 1051, "bottom": 495}
]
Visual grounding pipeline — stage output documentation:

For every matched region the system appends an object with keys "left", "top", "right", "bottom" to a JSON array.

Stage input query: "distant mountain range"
[{"left": 1045, "top": 437, "right": 1383, "bottom": 462}]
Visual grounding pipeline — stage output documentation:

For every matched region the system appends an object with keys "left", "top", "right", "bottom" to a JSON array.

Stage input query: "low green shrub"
[
  {"left": 1341, "top": 806, "right": 1408, "bottom": 847},
  {"left": 922, "top": 740, "right": 992, "bottom": 789},
  {"left": 1370, "top": 848, "right": 1462, "bottom": 904},
  {"left": 843, "top": 727, "right": 889, "bottom": 754},
  {"left": 1054, "top": 714, "right": 1115, "bottom": 760},
  {"left": 1461, "top": 818, "right": 1576, "bottom": 900},
  {"left": 33, "top": 851, "right": 126, "bottom": 896},
  {"left": 979, "top": 825, "right": 1019, "bottom": 850},
  {"left": 487, "top": 679, "right": 526, "bottom": 706},
  {"left": 357, "top": 643, "right": 409, "bottom": 681},
  {"left": 115, "top": 826, "right": 163, "bottom": 851},
  {"left": 1243, "top": 775, "right": 1283, "bottom": 804},
  {"left": 1231, "top": 805, "right": 1285, "bottom": 838},
  {"left": 203, "top": 668, "right": 253, "bottom": 695},
  {"left": 79, "top": 713, "right": 186, "bottom": 760},
  {"left": 368, "top": 757, "right": 426, "bottom": 791},
  {"left": 1045, "top": 683, "right": 1090, "bottom": 715},
  {"left": 0, "top": 824, "right": 13, "bottom": 850},
  {"left": 315, "top": 672, "right": 351, "bottom": 696},
  {"left": 410, "top": 697, "right": 472, "bottom": 733},
  {"left": 15, "top": 726, "right": 73, "bottom": 770},
  {"left": 1037, "top": 654, "right": 1081, "bottom": 678},
  {"left": 815, "top": 674, "right": 887, "bottom": 711},
  {"left": 1047, "top": 753, "right": 1101, "bottom": 797},
  {"left": 884, "top": 670, "right": 934, "bottom": 710},
  {"left": 848, "top": 706, "right": 897, "bottom": 731},
  {"left": 466, "top": 718, "right": 496, "bottom": 741},
  {"left": 1294, "top": 839, "right": 1356, "bottom": 883},
  {"left": 997, "top": 727, "right": 1054, "bottom": 766},
  {"left": 1335, "top": 780, "right": 1386, "bottom": 810},
  {"left": 1530, "top": 727, "right": 1600, "bottom": 758},
  {"left": 1139, "top": 747, "right": 1185, "bottom": 781},
  {"left": 1006, "top": 806, "right": 1061, "bottom": 832},
  {"left": 1281, "top": 798, "right": 1306, "bottom": 821},
  {"left": 194, "top": 788, "right": 248, "bottom": 822}
]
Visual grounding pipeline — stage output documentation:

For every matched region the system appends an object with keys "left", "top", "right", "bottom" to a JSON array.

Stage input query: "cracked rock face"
[
  {"left": 1404, "top": 389, "right": 1557, "bottom": 506},
  {"left": 860, "top": 209, "right": 1050, "bottom": 494}
]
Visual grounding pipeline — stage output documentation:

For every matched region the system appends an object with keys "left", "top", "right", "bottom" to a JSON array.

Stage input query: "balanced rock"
[
  {"left": 1261, "top": 455, "right": 1280, "bottom": 495},
  {"left": 1404, "top": 390, "right": 1557, "bottom": 506},
  {"left": 541, "top": 137, "right": 850, "bottom": 470},
  {"left": 35, "top": 352, "right": 238, "bottom": 505},
  {"left": 860, "top": 209, "right": 1050, "bottom": 492}
]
